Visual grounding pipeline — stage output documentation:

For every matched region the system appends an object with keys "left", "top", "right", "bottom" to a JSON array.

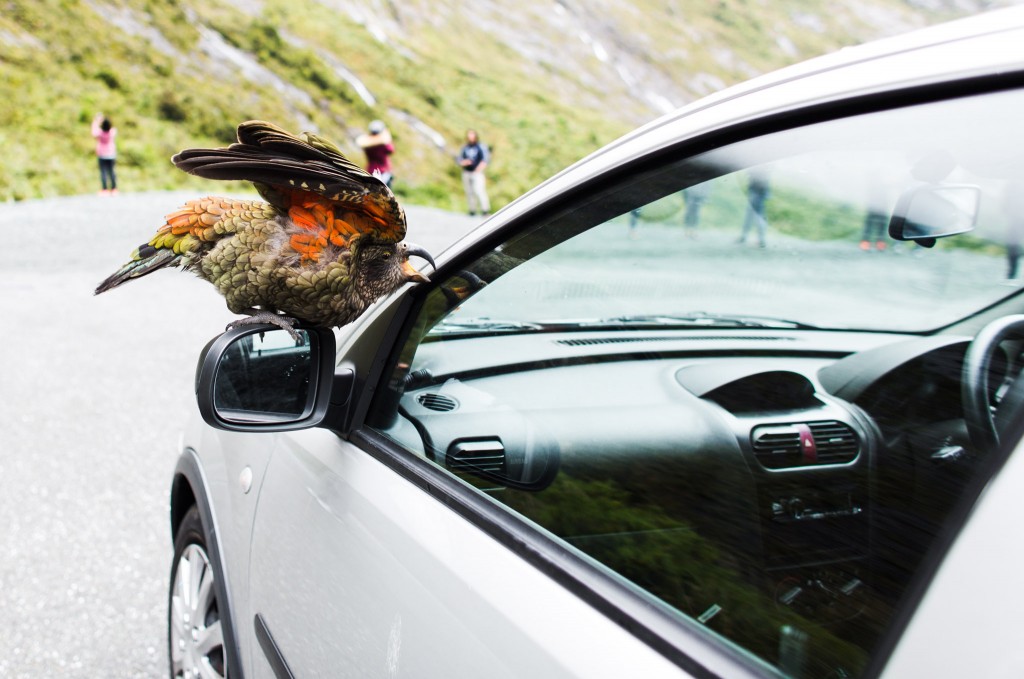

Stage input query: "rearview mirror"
[
  {"left": 888, "top": 184, "right": 980, "bottom": 247},
  {"left": 195, "top": 325, "right": 339, "bottom": 432}
]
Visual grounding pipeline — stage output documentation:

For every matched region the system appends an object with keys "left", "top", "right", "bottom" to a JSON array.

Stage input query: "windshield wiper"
[
  {"left": 589, "top": 312, "right": 820, "bottom": 330},
  {"left": 429, "top": 317, "right": 546, "bottom": 336},
  {"left": 428, "top": 312, "right": 819, "bottom": 337}
]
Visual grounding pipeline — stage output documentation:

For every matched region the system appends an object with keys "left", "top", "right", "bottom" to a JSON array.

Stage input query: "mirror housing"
[
  {"left": 888, "top": 184, "right": 980, "bottom": 248},
  {"left": 195, "top": 325, "right": 343, "bottom": 433}
]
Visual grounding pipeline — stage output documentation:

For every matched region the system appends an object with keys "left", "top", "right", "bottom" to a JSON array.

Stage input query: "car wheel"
[{"left": 169, "top": 505, "right": 227, "bottom": 679}]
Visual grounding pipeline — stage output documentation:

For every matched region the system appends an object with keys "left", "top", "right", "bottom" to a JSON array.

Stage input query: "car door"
[{"left": 245, "top": 424, "right": 700, "bottom": 678}]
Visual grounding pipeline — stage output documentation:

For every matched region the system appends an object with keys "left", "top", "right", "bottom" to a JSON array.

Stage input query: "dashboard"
[{"left": 381, "top": 325, "right": 1011, "bottom": 667}]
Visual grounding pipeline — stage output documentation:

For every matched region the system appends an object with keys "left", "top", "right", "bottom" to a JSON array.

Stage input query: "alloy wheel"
[{"left": 170, "top": 543, "right": 226, "bottom": 678}]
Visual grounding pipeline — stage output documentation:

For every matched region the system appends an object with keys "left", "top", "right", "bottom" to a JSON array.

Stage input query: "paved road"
[{"left": 0, "top": 192, "right": 480, "bottom": 678}]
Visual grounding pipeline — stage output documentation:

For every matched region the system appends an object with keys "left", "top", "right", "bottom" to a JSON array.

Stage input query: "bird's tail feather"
[{"left": 94, "top": 246, "right": 179, "bottom": 295}]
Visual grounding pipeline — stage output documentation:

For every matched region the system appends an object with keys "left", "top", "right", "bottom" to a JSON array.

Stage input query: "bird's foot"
[{"left": 226, "top": 312, "right": 302, "bottom": 342}]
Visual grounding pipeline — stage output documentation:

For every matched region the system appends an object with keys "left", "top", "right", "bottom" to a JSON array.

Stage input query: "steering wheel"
[{"left": 961, "top": 314, "right": 1024, "bottom": 454}]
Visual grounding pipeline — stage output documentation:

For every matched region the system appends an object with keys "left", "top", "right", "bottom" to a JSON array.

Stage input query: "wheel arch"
[
  {"left": 169, "top": 448, "right": 247, "bottom": 679},
  {"left": 170, "top": 466, "right": 197, "bottom": 541}
]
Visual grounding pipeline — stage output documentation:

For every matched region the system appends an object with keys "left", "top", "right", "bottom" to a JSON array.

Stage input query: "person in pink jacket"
[{"left": 91, "top": 113, "right": 118, "bottom": 195}]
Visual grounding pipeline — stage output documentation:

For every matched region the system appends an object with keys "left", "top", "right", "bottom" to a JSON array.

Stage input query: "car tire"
[{"left": 168, "top": 505, "right": 228, "bottom": 679}]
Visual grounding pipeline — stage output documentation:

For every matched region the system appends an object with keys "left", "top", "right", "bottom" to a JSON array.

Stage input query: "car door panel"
[{"left": 247, "top": 427, "right": 688, "bottom": 678}]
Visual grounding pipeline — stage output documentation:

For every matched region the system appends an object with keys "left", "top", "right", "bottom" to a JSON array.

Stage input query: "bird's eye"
[{"left": 382, "top": 252, "right": 391, "bottom": 259}]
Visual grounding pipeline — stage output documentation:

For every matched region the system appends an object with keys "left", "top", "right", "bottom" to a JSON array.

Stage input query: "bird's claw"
[{"left": 226, "top": 313, "right": 302, "bottom": 342}]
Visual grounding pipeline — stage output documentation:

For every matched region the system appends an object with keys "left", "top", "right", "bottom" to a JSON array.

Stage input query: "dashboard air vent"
[
  {"left": 751, "top": 420, "right": 858, "bottom": 469},
  {"left": 417, "top": 393, "right": 458, "bottom": 412},
  {"left": 448, "top": 440, "right": 506, "bottom": 475},
  {"left": 809, "top": 421, "right": 859, "bottom": 464}
]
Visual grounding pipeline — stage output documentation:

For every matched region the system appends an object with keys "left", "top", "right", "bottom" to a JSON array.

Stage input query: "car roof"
[{"left": 455, "top": 5, "right": 1024, "bottom": 253}]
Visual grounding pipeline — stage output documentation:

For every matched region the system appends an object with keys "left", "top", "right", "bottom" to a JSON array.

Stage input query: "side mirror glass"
[
  {"left": 888, "top": 184, "right": 980, "bottom": 247},
  {"left": 195, "top": 325, "right": 337, "bottom": 432}
]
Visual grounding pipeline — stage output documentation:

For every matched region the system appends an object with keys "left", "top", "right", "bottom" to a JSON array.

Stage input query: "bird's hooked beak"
[{"left": 400, "top": 243, "right": 436, "bottom": 283}]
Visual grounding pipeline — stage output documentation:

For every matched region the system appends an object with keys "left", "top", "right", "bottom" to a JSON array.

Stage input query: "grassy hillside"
[{"left": 0, "top": 0, "right": 1006, "bottom": 207}]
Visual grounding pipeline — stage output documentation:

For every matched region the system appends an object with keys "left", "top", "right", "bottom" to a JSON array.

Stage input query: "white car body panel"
[{"left": 245, "top": 428, "right": 692, "bottom": 678}]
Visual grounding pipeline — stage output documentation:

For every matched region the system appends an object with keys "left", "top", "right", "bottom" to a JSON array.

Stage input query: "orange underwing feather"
[
  {"left": 281, "top": 190, "right": 363, "bottom": 262},
  {"left": 171, "top": 121, "right": 407, "bottom": 246}
]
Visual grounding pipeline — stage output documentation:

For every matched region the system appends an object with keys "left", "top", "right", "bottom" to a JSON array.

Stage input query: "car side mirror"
[
  {"left": 888, "top": 184, "right": 980, "bottom": 248},
  {"left": 195, "top": 325, "right": 351, "bottom": 433}
]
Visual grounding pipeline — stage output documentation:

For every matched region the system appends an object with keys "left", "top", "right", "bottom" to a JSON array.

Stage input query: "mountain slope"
[{"left": 0, "top": 0, "right": 1010, "bottom": 206}]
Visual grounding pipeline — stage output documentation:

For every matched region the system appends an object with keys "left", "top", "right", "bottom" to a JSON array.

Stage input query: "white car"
[{"left": 170, "top": 8, "right": 1024, "bottom": 678}]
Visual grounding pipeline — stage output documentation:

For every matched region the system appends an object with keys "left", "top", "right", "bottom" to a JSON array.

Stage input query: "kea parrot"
[{"left": 94, "top": 121, "right": 435, "bottom": 338}]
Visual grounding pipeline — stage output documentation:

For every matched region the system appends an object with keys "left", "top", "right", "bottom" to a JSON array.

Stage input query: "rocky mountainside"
[{"left": 0, "top": 0, "right": 1011, "bottom": 206}]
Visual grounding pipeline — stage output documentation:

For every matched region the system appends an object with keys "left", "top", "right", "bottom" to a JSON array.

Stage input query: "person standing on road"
[
  {"left": 1004, "top": 184, "right": 1024, "bottom": 279},
  {"left": 859, "top": 176, "right": 891, "bottom": 252},
  {"left": 91, "top": 113, "right": 118, "bottom": 195},
  {"left": 738, "top": 169, "right": 770, "bottom": 248},
  {"left": 357, "top": 120, "right": 395, "bottom": 188},
  {"left": 458, "top": 129, "right": 491, "bottom": 216},
  {"left": 682, "top": 182, "right": 711, "bottom": 238}
]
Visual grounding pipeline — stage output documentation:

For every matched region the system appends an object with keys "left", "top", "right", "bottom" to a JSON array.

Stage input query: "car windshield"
[{"left": 430, "top": 88, "right": 1024, "bottom": 336}]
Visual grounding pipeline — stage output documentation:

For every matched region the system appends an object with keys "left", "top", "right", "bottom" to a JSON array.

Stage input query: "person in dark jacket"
[{"left": 458, "top": 129, "right": 491, "bottom": 216}]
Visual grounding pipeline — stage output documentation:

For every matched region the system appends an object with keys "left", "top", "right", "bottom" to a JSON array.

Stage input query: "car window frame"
[{"left": 342, "top": 71, "right": 1024, "bottom": 678}]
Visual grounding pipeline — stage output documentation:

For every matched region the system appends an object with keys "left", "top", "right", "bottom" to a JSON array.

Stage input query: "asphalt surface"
[{"left": 0, "top": 191, "right": 480, "bottom": 678}]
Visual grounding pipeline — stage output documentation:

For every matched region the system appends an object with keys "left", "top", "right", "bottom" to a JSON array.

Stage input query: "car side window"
[{"left": 368, "top": 89, "right": 1023, "bottom": 677}]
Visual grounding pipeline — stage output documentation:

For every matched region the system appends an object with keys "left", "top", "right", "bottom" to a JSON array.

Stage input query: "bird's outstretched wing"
[{"left": 172, "top": 121, "right": 406, "bottom": 262}]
